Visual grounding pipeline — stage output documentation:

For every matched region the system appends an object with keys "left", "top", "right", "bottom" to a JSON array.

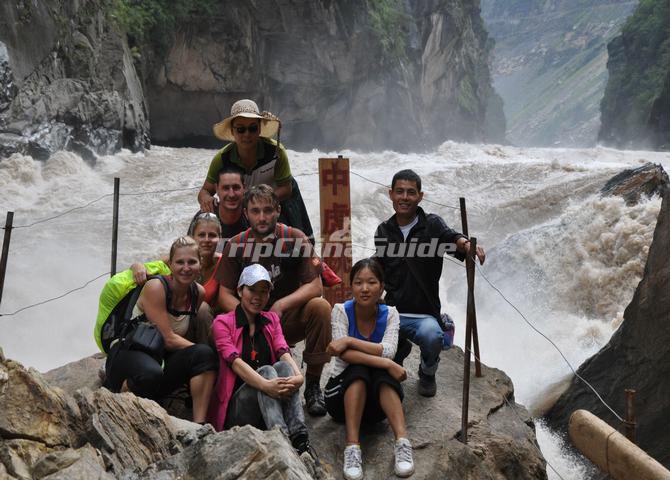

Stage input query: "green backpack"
[{"left": 93, "top": 260, "right": 171, "bottom": 353}]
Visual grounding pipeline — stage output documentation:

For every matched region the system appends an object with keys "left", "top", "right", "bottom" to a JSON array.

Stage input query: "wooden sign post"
[{"left": 318, "top": 156, "right": 353, "bottom": 305}]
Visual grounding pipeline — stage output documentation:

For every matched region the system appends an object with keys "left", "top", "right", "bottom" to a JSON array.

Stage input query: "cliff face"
[
  {"left": 481, "top": 0, "right": 636, "bottom": 147},
  {"left": 148, "top": 0, "right": 505, "bottom": 152},
  {"left": 0, "top": 0, "right": 149, "bottom": 161},
  {"left": 545, "top": 174, "right": 670, "bottom": 468},
  {"left": 599, "top": 0, "right": 670, "bottom": 150}
]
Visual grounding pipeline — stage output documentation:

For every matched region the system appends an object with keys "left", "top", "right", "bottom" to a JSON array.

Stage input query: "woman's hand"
[
  {"left": 326, "top": 337, "right": 350, "bottom": 356},
  {"left": 387, "top": 361, "right": 407, "bottom": 382},
  {"left": 262, "top": 378, "right": 293, "bottom": 399},
  {"left": 131, "top": 263, "right": 148, "bottom": 285},
  {"left": 282, "top": 374, "right": 304, "bottom": 396}
]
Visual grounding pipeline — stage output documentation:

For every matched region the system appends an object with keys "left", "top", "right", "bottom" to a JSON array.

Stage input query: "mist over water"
[{"left": 1, "top": 142, "right": 669, "bottom": 479}]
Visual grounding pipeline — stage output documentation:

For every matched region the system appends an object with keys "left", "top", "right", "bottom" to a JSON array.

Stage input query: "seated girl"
[
  {"left": 325, "top": 258, "right": 414, "bottom": 479},
  {"left": 103, "top": 236, "right": 218, "bottom": 423},
  {"left": 208, "top": 264, "right": 312, "bottom": 455}
]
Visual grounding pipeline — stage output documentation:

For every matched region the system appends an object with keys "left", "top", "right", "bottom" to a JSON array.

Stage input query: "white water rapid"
[{"left": 1, "top": 142, "right": 669, "bottom": 479}]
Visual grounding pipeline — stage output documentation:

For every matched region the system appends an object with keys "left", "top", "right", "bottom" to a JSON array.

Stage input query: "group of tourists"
[{"left": 94, "top": 99, "right": 485, "bottom": 480}]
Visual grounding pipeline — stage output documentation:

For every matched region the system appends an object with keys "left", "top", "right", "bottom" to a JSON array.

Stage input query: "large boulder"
[
  {"left": 600, "top": 162, "right": 669, "bottom": 205},
  {"left": 39, "top": 346, "right": 547, "bottom": 479},
  {"left": 545, "top": 183, "right": 670, "bottom": 467},
  {"left": 0, "top": 0, "right": 149, "bottom": 161}
]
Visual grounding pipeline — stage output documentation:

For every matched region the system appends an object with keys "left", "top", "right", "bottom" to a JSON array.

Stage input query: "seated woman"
[
  {"left": 208, "top": 264, "right": 311, "bottom": 455},
  {"left": 325, "top": 258, "right": 414, "bottom": 479},
  {"left": 104, "top": 236, "right": 218, "bottom": 423},
  {"left": 130, "top": 213, "right": 222, "bottom": 344}
]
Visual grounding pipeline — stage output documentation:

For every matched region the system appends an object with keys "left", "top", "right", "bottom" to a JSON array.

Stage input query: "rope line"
[
  {"left": 5, "top": 193, "right": 113, "bottom": 229},
  {"left": 349, "top": 170, "right": 461, "bottom": 210},
  {"left": 0, "top": 272, "right": 110, "bottom": 317},
  {"left": 475, "top": 263, "right": 625, "bottom": 423}
]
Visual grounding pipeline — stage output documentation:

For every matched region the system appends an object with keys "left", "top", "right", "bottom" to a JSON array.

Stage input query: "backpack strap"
[{"left": 153, "top": 275, "right": 197, "bottom": 317}]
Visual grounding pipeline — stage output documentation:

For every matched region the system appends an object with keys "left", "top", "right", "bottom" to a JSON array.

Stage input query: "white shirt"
[{"left": 398, "top": 215, "right": 419, "bottom": 241}]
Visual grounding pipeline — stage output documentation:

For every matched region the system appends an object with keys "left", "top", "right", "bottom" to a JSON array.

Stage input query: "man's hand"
[
  {"left": 198, "top": 189, "right": 216, "bottom": 213},
  {"left": 387, "top": 361, "right": 408, "bottom": 382},
  {"left": 262, "top": 378, "right": 292, "bottom": 399},
  {"left": 130, "top": 263, "right": 148, "bottom": 285},
  {"left": 463, "top": 240, "right": 486, "bottom": 265},
  {"left": 326, "top": 337, "right": 350, "bottom": 357}
]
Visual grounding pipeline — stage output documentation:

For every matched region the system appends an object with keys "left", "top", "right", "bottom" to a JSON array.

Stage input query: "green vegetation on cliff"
[
  {"left": 110, "top": 0, "right": 215, "bottom": 52},
  {"left": 600, "top": 0, "right": 670, "bottom": 148},
  {"left": 366, "top": 0, "right": 408, "bottom": 64}
]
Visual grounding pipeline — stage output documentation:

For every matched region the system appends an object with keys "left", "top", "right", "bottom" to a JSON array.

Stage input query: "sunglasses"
[
  {"left": 196, "top": 212, "right": 219, "bottom": 220},
  {"left": 233, "top": 124, "right": 259, "bottom": 135}
]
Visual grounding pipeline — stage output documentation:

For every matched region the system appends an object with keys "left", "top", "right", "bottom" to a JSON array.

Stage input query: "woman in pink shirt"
[{"left": 207, "top": 264, "right": 312, "bottom": 456}]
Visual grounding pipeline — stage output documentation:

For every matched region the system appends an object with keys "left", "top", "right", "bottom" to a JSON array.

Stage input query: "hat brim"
[
  {"left": 237, "top": 279, "right": 274, "bottom": 290},
  {"left": 213, "top": 114, "right": 280, "bottom": 141}
]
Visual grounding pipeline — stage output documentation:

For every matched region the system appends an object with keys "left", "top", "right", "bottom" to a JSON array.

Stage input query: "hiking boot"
[
  {"left": 343, "top": 444, "right": 363, "bottom": 480},
  {"left": 291, "top": 432, "right": 311, "bottom": 456},
  {"left": 304, "top": 380, "right": 327, "bottom": 416},
  {"left": 394, "top": 437, "right": 415, "bottom": 477},
  {"left": 418, "top": 368, "right": 437, "bottom": 397}
]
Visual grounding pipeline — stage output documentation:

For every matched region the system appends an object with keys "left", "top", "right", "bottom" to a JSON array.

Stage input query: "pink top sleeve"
[
  {"left": 266, "top": 311, "right": 290, "bottom": 358},
  {"left": 212, "top": 312, "right": 239, "bottom": 364}
]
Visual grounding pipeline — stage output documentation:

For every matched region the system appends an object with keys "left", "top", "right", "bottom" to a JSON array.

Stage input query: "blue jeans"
[
  {"left": 397, "top": 314, "right": 443, "bottom": 376},
  {"left": 225, "top": 360, "right": 307, "bottom": 439}
]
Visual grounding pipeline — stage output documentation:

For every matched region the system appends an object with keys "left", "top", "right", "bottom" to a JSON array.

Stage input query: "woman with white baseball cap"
[
  {"left": 207, "top": 264, "right": 313, "bottom": 456},
  {"left": 197, "top": 99, "right": 313, "bottom": 239}
]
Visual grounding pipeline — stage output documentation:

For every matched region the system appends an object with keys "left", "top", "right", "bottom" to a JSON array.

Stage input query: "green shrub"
[{"left": 366, "top": 0, "right": 408, "bottom": 64}]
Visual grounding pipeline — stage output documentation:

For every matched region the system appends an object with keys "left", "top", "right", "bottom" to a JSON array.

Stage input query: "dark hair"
[
  {"left": 217, "top": 165, "right": 245, "bottom": 184},
  {"left": 349, "top": 257, "right": 384, "bottom": 284},
  {"left": 391, "top": 169, "right": 422, "bottom": 192},
  {"left": 243, "top": 184, "right": 279, "bottom": 210}
]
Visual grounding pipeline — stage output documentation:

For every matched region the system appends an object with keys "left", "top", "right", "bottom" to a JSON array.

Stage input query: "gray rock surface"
[
  {"left": 600, "top": 162, "right": 669, "bottom": 205},
  {"left": 545, "top": 184, "right": 670, "bottom": 468},
  {"left": 38, "top": 345, "right": 547, "bottom": 479},
  {"left": 147, "top": 0, "right": 505, "bottom": 152},
  {"left": 0, "top": 0, "right": 149, "bottom": 161}
]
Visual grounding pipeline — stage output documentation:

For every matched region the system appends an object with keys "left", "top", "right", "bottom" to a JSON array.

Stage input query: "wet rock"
[
  {"left": 0, "top": 1, "right": 149, "bottom": 161},
  {"left": 600, "top": 163, "right": 669, "bottom": 204},
  {"left": 545, "top": 187, "right": 670, "bottom": 468}
]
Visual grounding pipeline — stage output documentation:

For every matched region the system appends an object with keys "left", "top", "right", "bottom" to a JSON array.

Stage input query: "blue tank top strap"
[{"left": 344, "top": 300, "right": 388, "bottom": 344}]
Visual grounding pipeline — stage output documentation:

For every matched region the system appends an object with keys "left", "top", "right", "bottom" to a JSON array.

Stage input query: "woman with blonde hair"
[{"left": 103, "top": 236, "right": 218, "bottom": 423}]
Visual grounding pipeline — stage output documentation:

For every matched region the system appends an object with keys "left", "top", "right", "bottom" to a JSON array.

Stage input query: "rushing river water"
[{"left": 1, "top": 142, "right": 669, "bottom": 479}]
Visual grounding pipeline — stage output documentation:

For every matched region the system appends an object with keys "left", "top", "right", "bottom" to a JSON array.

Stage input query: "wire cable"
[
  {"left": 4, "top": 193, "right": 113, "bottom": 229},
  {"left": 0, "top": 272, "right": 110, "bottom": 317},
  {"left": 474, "top": 263, "right": 625, "bottom": 423},
  {"left": 349, "top": 170, "right": 461, "bottom": 210}
]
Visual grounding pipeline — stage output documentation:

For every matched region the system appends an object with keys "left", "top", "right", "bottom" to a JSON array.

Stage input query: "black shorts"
[{"left": 324, "top": 364, "right": 403, "bottom": 424}]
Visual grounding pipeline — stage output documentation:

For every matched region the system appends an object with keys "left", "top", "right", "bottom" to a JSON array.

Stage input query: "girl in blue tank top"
[{"left": 325, "top": 258, "right": 415, "bottom": 480}]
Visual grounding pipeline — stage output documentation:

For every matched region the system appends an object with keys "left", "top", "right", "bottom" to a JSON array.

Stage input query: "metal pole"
[
  {"left": 111, "top": 178, "right": 120, "bottom": 277},
  {"left": 624, "top": 389, "right": 637, "bottom": 444},
  {"left": 459, "top": 198, "right": 482, "bottom": 377},
  {"left": 0, "top": 211, "right": 14, "bottom": 309},
  {"left": 460, "top": 236, "right": 477, "bottom": 443}
]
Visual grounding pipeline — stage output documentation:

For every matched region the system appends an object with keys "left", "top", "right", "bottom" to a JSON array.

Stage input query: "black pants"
[{"left": 104, "top": 342, "right": 218, "bottom": 400}]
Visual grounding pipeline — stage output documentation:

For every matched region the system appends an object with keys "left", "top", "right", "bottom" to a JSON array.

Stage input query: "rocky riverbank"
[{"left": 1, "top": 346, "right": 547, "bottom": 479}]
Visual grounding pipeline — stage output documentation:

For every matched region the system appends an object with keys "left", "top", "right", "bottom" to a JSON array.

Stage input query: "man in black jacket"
[{"left": 374, "top": 169, "right": 485, "bottom": 396}]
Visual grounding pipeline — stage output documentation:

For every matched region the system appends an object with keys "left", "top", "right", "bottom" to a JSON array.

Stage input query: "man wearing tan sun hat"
[{"left": 197, "top": 99, "right": 313, "bottom": 239}]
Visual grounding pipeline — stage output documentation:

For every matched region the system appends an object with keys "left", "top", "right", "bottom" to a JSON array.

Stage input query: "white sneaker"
[
  {"left": 343, "top": 444, "right": 363, "bottom": 480},
  {"left": 394, "top": 437, "right": 415, "bottom": 477}
]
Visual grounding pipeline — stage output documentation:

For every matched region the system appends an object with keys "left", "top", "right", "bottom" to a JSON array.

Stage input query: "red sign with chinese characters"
[{"left": 319, "top": 157, "right": 353, "bottom": 305}]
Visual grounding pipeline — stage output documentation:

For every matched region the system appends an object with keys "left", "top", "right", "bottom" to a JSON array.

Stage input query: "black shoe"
[
  {"left": 291, "top": 432, "right": 311, "bottom": 455},
  {"left": 418, "top": 368, "right": 437, "bottom": 397},
  {"left": 394, "top": 337, "right": 412, "bottom": 367},
  {"left": 304, "top": 381, "right": 327, "bottom": 416}
]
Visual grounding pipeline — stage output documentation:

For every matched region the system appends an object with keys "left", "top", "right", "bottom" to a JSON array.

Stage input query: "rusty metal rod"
[
  {"left": 0, "top": 211, "right": 14, "bottom": 309},
  {"left": 459, "top": 198, "right": 482, "bottom": 377},
  {"left": 460, "top": 236, "right": 477, "bottom": 443},
  {"left": 110, "top": 178, "right": 120, "bottom": 277},
  {"left": 624, "top": 389, "right": 637, "bottom": 444}
]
